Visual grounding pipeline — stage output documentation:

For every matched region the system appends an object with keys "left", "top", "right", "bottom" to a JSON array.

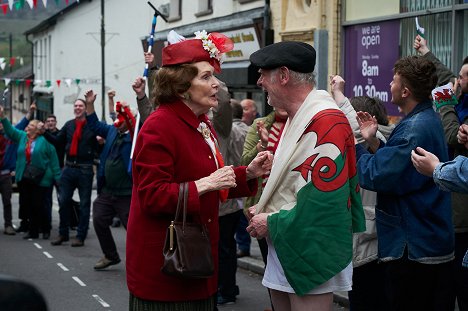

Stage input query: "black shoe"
[
  {"left": 236, "top": 250, "right": 250, "bottom": 258},
  {"left": 94, "top": 257, "right": 121, "bottom": 270},
  {"left": 42, "top": 232, "right": 50, "bottom": 240},
  {"left": 71, "top": 238, "right": 84, "bottom": 247},
  {"left": 217, "top": 295, "right": 236, "bottom": 306},
  {"left": 23, "top": 233, "right": 39, "bottom": 239},
  {"left": 15, "top": 225, "right": 28, "bottom": 233},
  {"left": 51, "top": 235, "right": 69, "bottom": 245}
]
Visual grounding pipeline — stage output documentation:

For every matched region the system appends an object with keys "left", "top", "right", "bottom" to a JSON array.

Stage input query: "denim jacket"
[
  {"left": 433, "top": 156, "right": 468, "bottom": 194},
  {"left": 356, "top": 100, "right": 454, "bottom": 263}
]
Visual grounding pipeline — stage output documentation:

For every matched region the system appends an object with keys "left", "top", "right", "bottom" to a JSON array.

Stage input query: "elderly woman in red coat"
[{"left": 126, "top": 30, "right": 273, "bottom": 311}]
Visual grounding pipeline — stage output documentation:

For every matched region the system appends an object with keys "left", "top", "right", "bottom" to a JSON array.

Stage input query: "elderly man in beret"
[{"left": 246, "top": 41, "right": 365, "bottom": 310}]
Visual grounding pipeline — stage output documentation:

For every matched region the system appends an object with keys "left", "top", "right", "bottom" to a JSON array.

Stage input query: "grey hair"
[
  {"left": 289, "top": 70, "right": 315, "bottom": 85},
  {"left": 269, "top": 68, "right": 315, "bottom": 86}
]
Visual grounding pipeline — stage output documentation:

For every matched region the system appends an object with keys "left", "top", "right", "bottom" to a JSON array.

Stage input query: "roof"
[
  {"left": 1, "top": 65, "right": 33, "bottom": 79},
  {"left": 24, "top": 0, "right": 91, "bottom": 35}
]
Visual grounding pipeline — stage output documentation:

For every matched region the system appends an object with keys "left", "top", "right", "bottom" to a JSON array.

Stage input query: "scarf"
[
  {"left": 69, "top": 119, "right": 86, "bottom": 157},
  {"left": 25, "top": 139, "right": 32, "bottom": 163},
  {"left": 198, "top": 121, "right": 228, "bottom": 202}
]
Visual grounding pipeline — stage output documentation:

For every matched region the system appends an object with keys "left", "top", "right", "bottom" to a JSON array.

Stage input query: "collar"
[
  {"left": 404, "top": 100, "right": 433, "bottom": 120},
  {"left": 164, "top": 99, "right": 210, "bottom": 131}
]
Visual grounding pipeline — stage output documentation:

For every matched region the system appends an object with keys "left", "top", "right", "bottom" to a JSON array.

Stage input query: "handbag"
[
  {"left": 22, "top": 164, "right": 46, "bottom": 184},
  {"left": 161, "top": 182, "right": 214, "bottom": 278}
]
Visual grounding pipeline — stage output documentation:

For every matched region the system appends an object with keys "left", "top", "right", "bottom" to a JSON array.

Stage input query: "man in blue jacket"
[
  {"left": 84, "top": 89, "right": 134, "bottom": 269},
  {"left": 355, "top": 56, "right": 454, "bottom": 311}
]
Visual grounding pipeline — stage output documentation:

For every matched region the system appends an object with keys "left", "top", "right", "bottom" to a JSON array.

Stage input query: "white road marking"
[
  {"left": 34, "top": 243, "right": 42, "bottom": 249},
  {"left": 72, "top": 276, "right": 86, "bottom": 286},
  {"left": 92, "top": 294, "right": 110, "bottom": 308},
  {"left": 57, "top": 263, "right": 69, "bottom": 271},
  {"left": 43, "top": 252, "right": 53, "bottom": 258}
]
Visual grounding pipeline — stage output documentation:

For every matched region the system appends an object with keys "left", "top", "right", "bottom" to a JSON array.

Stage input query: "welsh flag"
[{"left": 267, "top": 109, "right": 365, "bottom": 296}]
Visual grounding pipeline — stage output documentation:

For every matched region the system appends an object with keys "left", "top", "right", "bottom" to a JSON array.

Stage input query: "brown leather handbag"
[{"left": 161, "top": 182, "right": 214, "bottom": 278}]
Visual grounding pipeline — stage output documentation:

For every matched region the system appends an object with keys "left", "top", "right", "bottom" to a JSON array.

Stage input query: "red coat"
[{"left": 126, "top": 99, "right": 257, "bottom": 301}]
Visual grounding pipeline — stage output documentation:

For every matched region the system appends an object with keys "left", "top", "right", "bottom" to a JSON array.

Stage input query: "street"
[{"left": 0, "top": 191, "right": 348, "bottom": 311}]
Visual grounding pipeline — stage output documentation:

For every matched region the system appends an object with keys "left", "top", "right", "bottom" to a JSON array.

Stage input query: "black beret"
[{"left": 250, "top": 41, "right": 316, "bottom": 73}]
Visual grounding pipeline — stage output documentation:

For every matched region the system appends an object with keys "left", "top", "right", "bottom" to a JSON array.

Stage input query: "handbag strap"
[{"left": 174, "top": 182, "right": 189, "bottom": 230}]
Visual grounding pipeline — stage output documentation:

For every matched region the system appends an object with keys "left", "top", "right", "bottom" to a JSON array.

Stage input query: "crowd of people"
[{"left": 1, "top": 28, "right": 468, "bottom": 311}]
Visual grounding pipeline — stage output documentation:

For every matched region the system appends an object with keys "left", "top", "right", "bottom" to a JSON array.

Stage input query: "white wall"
[{"left": 31, "top": 0, "right": 263, "bottom": 127}]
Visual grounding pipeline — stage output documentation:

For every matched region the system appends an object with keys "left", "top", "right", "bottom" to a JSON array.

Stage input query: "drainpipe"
[{"left": 25, "top": 33, "right": 34, "bottom": 107}]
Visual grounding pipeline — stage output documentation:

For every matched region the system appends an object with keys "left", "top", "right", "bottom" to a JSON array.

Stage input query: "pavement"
[{"left": 237, "top": 238, "right": 350, "bottom": 308}]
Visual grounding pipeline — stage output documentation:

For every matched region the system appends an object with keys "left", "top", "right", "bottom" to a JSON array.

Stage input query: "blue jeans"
[{"left": 58, "top": 166, "right": 94, "bottom": 241}]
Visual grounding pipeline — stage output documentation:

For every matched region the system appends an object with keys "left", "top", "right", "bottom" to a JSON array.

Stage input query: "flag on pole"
[{"left": 415, "top": 17, "right": 425, "bottom": 38}]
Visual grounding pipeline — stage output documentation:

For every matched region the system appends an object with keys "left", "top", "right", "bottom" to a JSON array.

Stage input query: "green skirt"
[{"left": 129, "top": 293, "right": 215, "bottom": 311}]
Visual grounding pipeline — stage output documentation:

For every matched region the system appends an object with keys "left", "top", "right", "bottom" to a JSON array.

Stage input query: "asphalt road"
[{"left": 0, "top": 191, "right": 347, "bottom": 311}]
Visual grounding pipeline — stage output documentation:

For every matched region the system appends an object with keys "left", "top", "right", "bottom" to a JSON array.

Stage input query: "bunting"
[
  {"left": 0, "top": 77, "right": 102, "bottom": 88},
  {"left": 0, "top": 57, "right": 25, "bottom": 70},
  {"left": 0, "top": 0, "right": 78, "bottom": 14}
]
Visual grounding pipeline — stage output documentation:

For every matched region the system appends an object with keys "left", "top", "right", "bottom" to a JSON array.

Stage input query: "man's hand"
[
  {"left": 132, "top": 77, "right": 146, "bottom": 100},
  {"left": 26, "top": 101, "right": 37, "bottom": 120},
  {"left": 107, "top": 90, "right": 116, "bottom": 99},
  {"left": 246, "top": 151, "right": 273, "bottom": 180},
  {"left": 246, "top": 213, "right": 269, "bottom": 239},
  {"left": 411, "top": 147, "right": 440, "bottom": 177},
  {"left": 413, "top": 35, "right": 430, "bottom": 56},
  {"left": 356, "top": 111, "right": 380, "bottom": 152},
  {"left": 84, "top": 89, "right": 97, "bottom": 105},
  {"left": 330, "top": 75, "right": 346, "bottom": 103},
  {"left": 458, "top": 124, "right": 468, "bottom": 149}
]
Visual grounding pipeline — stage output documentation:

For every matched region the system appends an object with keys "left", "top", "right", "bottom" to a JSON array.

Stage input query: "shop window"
[
  {"left": 195, "top": 0, "right": 212, "bottom": 17},
  {"left": 400, "top": 0, "right": 452, "bottom": 12},
  {"left": 400, "top": 12, "right": 452, "bottom": 69}
]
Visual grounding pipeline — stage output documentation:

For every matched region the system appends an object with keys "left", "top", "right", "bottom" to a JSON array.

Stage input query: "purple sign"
[{"left": 344, "top": 20, "right": 401, "bottom": 117}]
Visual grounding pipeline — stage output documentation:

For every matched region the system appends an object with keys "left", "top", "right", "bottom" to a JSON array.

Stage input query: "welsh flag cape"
[{"left": 257, "top": 89, "right": 365, "bottom": 296}]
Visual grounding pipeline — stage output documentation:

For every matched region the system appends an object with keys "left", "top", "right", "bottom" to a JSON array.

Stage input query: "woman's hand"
[
  {"left": 246, "top": 213, "right": 269, "bottom": 239},
  {"left": 195, "top": 165, "right": 236, "bottom": 195},
  {"left": 411, "top": 147, "right": 440, "bottom": 177},
  {"left": 246, "top": 151, "right": 273, "bottom": 180}
]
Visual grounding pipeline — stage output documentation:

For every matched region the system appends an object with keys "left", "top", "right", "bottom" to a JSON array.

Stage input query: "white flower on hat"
[{"left": 194, "top": 30, "right": 221, "bottom": 61}]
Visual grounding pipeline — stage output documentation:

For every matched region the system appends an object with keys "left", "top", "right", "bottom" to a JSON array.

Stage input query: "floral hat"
[{"left": 161, "top": 30, "right": 234, "bottom": 73}]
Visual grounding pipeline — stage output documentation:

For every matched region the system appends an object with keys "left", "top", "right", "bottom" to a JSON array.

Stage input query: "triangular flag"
[
  {"left": 65, "top": 0, "right": 69, "bottom": 4},
  {"left": 25, "top": 0, "right": 33, "bottom": 9},
  {"left": 25, "top": 79, "right": 32, "bottom": 87},
  {"left": 64, "top": 78, "right": 72, "bottom": 87},
  {"left": 15, "top": 79, "right": 21, "bottom": 86},
  {"left": 4, "top": 78, "right": 11, "bottom": 86},
  {"left": 9, "top": 57, "right": 15, "bottom": 67},
  {"left": 54, "top": 0, "right": 59, "bottom": 5},
  {"left": 46, "top": 80, "right": 51, "bottom": 87},
  {"left": 42, "top": 0, "right": 47, "bottom": 7},
  {"left": 75, "top": 79, "right": 80, "bottom": 85},
  {"left": 19, "top": 57, "right": 23, "bottom": 66},
  {"left": 0, "top": 58, "right": 5, "bottom": 70},
  {"left": 20, "top": 0, "right": 25, "bottom": 8},
  {"left": 56, "top": 79, "right": 61, "bottom": 87},
  {"left": 34, "top": 79, "right": 42, "bottom": 85},
  {"left": 8, "top": 0, "right": 14, "bottom": 10},
  {"left": 33, "top": 0, "right": 38, "bottom": 8},
  {"left": 15, "top": 2, "right": 21, "bottom": 10},
  {"left": 1, "top": 4, "right": 8, "bottom": 15}
]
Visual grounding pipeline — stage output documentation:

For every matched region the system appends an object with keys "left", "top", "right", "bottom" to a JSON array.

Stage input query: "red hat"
[{"left": 162, "top": 30, "right": 234, "bottom": 73}]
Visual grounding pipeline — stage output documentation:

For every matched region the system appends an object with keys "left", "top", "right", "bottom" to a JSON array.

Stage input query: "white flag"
[
  {"left": 8, "top": 0, "right": 14, "bottom": 10},
  {"left": 64, "top": 78, "right": 72, "bottom": 87},
  {"left": 0, "top": 58, "right": 5, "bottom": 70},
  {"left": 4, "top": 78, "right": 11, "bottom": 86},
  {"left": 26, "top": 0, "right": 34, "bottom": 9},
  {"left": 42, "top": 0, "right": 47, "bottom": 8}
]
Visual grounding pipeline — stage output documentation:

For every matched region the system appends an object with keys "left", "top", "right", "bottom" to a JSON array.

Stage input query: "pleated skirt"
[{"left": 129, "top": 293, "right": 215, "bottom": 311}]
